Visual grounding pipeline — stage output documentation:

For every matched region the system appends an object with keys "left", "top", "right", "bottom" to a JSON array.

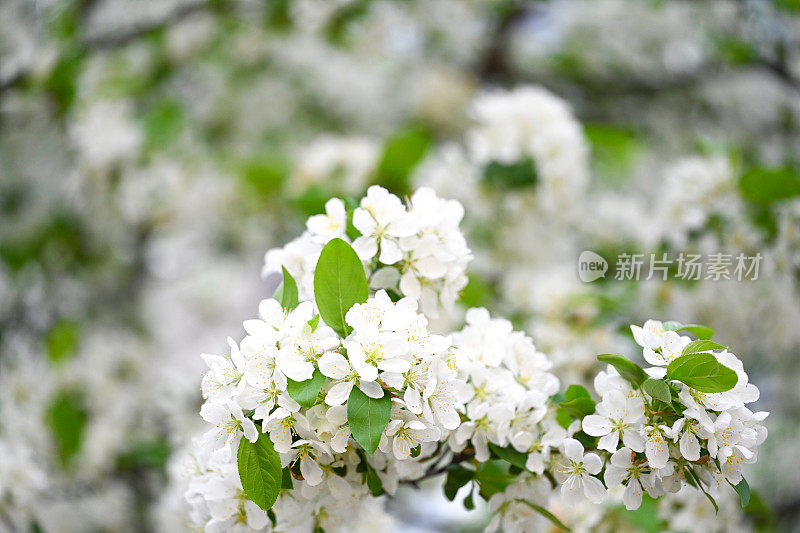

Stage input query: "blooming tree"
[{"left": 185, "top": 186, "right": 768, "bottom": 532}]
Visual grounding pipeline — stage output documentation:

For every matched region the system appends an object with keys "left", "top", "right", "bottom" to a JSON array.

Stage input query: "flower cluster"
[
  {"left": 466, "top": 86, "right": 590, "bottom": 212},
  {"left": 263, "top": 185, "right": 472, "bottom": 317},
  {"left": 189, "top": 282, "right": 464, "bottom": 531},
  {"left": 184, "top": 189, "right": 769, "bottom": 533},
  {"left": 578, "top": 320, "right": 768, "bottom": 511},
  {"left": 450, "top": 308, "right": 563, "bottom": 467}
]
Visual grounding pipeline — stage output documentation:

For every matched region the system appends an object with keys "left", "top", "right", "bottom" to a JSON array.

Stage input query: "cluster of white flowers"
[
  {"left": 187, "top": 282, "right": 467, "bottom": 531},
  {"left": 183, "top": 188, "right": 770, "bottom": 532},
  {"left": 466, "top": 86, "right": 590, "bottom": 211},
  {"left": 450, "top": 308, "right": 563, "bottom": 466},
  {"left": 263, "top": 185, "right": 472, "bottom": 317},
  {"left": 655, "top": 156, "right": 743, "bottom": 248},
  {"left": 577, "top": 319, "right": 768, "bottom": 511}
]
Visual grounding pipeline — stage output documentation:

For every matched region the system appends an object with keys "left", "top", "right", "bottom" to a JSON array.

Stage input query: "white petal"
[
  {"left": 318, "top": 352, "right": 351, "bottom": 380},
  {"left": 393, "top": 437, "right": 411, "bottom": 460},
  {"left": 331, "top": 427, "right": 350, "bottom": 453},
  {"left": 583, "top": 475, "right": 607, "bottom": 504},
  {"left": 404, "top": 387, "right": 422, "bottom": 414},
  {"left": 583, "top": 453, "right": 603, "bottom": 475},
  {"left": 623, "top": 479, "right": 643, "bottom": 510},
  {"left": 277, "top": 351, "right": 315, "bottom": 382},
  {"left": 399, "top": 271, "right": 421, "bottom": 299},
  {"left": 358, "top": 380, "right": 384, "bottom": 398},
  {"left": 379, "top": 238, "right": 402, "bottom": 264},
  {"left": 560, "top": 475, "right": 584, "bottom": 505},
  {"left": 645, "top": 435, "right": 669, "bottom": 469},
  {"left": 352, "top": 208, "right": 376, "bottom": 234},
  {"left": 598, "top": 432, "right": 619, "bottom": 452},
  {"left": 680, "top": 431, "right": 701, "bottom": 461},
  {"left": 325, "top": 381, "right": 353, "bottom": 406},
  {"left": 300, "top": 456, "right": 323, "bottom": 486},
  {"left": 352, "top": 236, "right": 377, "bottom": 261},
  {"left": 563, "top": 438, "right": 584, "bottom": 462},
  {"left": 622, "top": 430, "right": 645, "bottom": 453},
  {"left": 582, "top": 415, "right": 612, "bottom": 437},
  {"left": 378, "top": 357, "right": 411, "bottom": 373}
]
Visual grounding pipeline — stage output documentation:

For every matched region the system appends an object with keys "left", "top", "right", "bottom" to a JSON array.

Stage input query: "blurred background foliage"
[{"left": 1, "top": 0, "right": 800, "bottom": 531}]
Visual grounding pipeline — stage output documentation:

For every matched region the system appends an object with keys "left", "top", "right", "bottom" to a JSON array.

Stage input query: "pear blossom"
[
  {"left": 351, "top": 185, "right": 418, "bottom": 263},
  {"left": 263, "top": 407, "right": 310, "bottom": 452},
  {"left": 582, "top": 390, "right": 645, "bottom": 452},
  {"left": 705, "top": 411, "right": 757, "bottom": 464},
  {"left": 317, "top": 351, "right": 384, "bottom": 405},
  {"left": 643, "top": 424, "right": 671, "bottom": 469},
  {"left": 557, "top": 438, "right": 606, "bottom": 504},
  {"left": 201, "top": 338, "right": 247, "bottom": 400},
  {"left": 642, "top": 330, "right": 690, "bottom": 367},
  {"left": 306, "top": 198, "right": 347, "bottom": 243},
  {"left": 663, "top": 404, "right": 714, "bottom": 461},
  {"left": 510, "top": 422, "right": 567, "bottom": 474},
  {"left": 381, "top": 359, "right": 435, "bottom": 415},
  {"left": 202, "top": 461, "right": 270, "bottom": 532},
  {"left": 604, "top": 447, "right": 656, "bottom": 510},
  {"left": 284, "top": 439, "right": 332, "bottom": 486},
  {"left": 421, "top": 372, "right": 463, "bottom": 431},
  {"left": 200, "top": 400, "right": 258, "bottom": 449},
  {"left": 630, "top": 319, "right": 667, "bottom": 349},
  {"left": 344, "top": 331, "right": 410, "bottom": 379},
  {"left": 379, "top": 416, "right": 440, "bottom": 460},
  {"left": 184, "top": 180, "right": 771, "bottom": 533},
  {"left": 454, "top": 402, "right": 514, "bottom": 461}
]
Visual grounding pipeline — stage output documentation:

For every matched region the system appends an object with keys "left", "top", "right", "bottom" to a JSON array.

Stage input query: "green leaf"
[
  {"left": 518, "top": 500, "right": 572, "bottom": 532},
  {"left": 346, "top": 386, "right": 391, "bottom": 455},
  {"left": 47, "top": 391, "right": 87, "bottom": 467},
  {"left": 663, "top": 322, "right": 714, "bottom": 340},
  {"left": 556, "top": 407, "right": 573, "bottom": 429},
  {"left": 559, "top": 397, "right": 596, "bottom": 418},
  {"left": 730, "top": 478, "right": 751, "bottom": 507},
  {"left": 142, "top": 98, "right": 184, "bottom": 150},
  {"left": 313, "top": 238, "right": 368, "bottom": 338},
  {"left": 365, "top": 467, "right": 385, "bottom": 496},
  {"left": 682, "top": 340, "right": 727, "bottom": 355},
  {"left": 483, "top": 159, "right": 538, "bottom": 189},
  {"left": 307, "top": 314, "right": 320, "bottom": 332},
  {"left": 641, "top": 378, "right": 672, "bottom": 404},
  {"left": 489, "top": 443, "right": 528, "bottom": 470},
  {"left": 460, "top": 272, "right": 491, "bottom": 309},
  {"left": 46, "top": 320, "right": 80, "bottom": 364},
  {"left": 116, "top": 437, "right": 171, "bottom": 472},
  {"left": 564, "top": 384, "right": 591, "bottom": 400},
  {"left": 558, "top": 384, "right": 596, "bottom": 418},
  {"left": 286, "top": 369, "right": 326, "bottom": 408},
  {"left": 584, "top": 123, "right": 640, "bottom": 184},
  {"left": 667, "top": 353, "right": 738, "bottom": 393},
  {"left": 475, "top": 460, "right": 514, "bottom": 501},
  {"left": 739, "top": 166, "right": 800, "bottom": 205},
  {"left": 597, "top": 354, "right": 647, "bottom": 387},
  {"left": 354, "top": 449, "right": 385, "bottom": 496},
  {"left": 237, "top": 432, "right": 282, "bottom": 511},
  {"left": 278, "top": 266, "right": 299, "bottom": 310},
  {"left": 375, "top": 126, "right": 431, "bottom": 196},
  {"left": 281, "top": 467, "right": 294, "bottom": 489},
  {"left": 463, "top": 490, "right": 475, "bottom": 510},
  {"left": 238, "top": 152, "right": 289, "bottom": 201},
  {"left": 444, "top": 465, "right": 474, "bottom": 501}
]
